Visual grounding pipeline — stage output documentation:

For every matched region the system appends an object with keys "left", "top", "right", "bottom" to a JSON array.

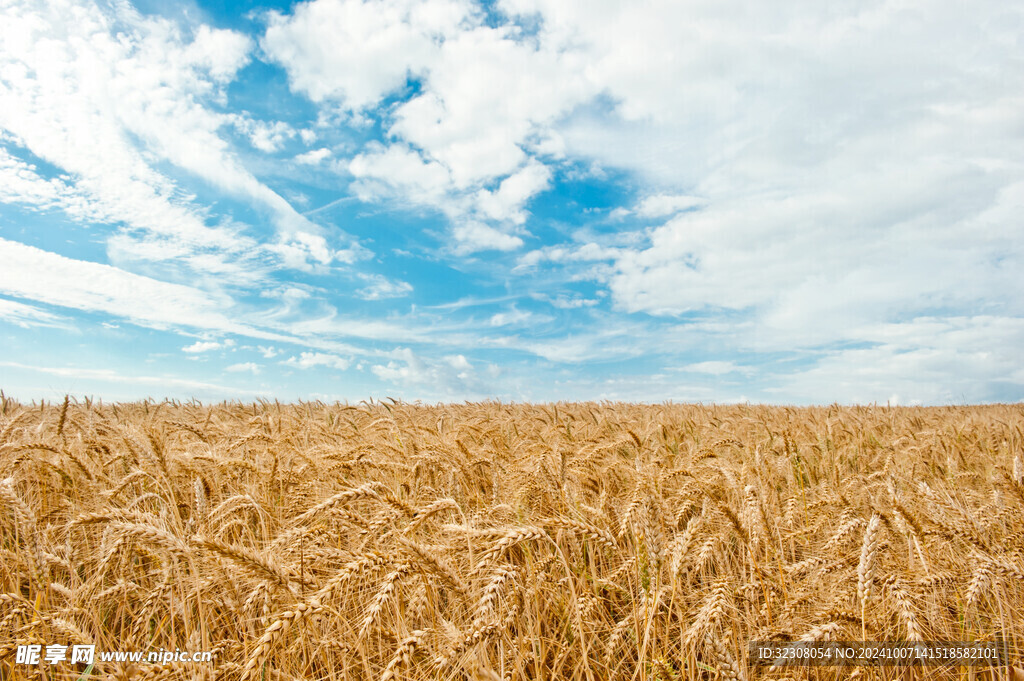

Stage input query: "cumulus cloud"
[
  {"left": 450, "top": 222, "right": 523, "bottom": 254},
  {"left": 496, "top": 1, "right": 1024, "bottom": 340},
  {"left": 475, "top": 161, "right": 551, "bottom": 224},
  {"left": 263, "top": 0, "right": 591, "bottom": 252},
  {"left": 349, "top": 143, "right": 453, "bottom": 206},
  {"left": 294, "top": 147, "right": 332, "bottom": 165},
  {"left": 445, "top": 354, "right": 472, "bottom": 371},
  {"left": 262, "top": 0, "right": 471, "bottom": 108},
  {"left": 257, "top": 345, "right": 280, "bottom": 358},
  {"left": 230, "top": 115, "right": 296, "bottom": 152}
]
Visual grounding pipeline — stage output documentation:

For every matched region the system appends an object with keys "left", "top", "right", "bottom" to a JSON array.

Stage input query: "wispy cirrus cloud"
[
  {"left": 0, "top": 0, "right": 357, "bottom": 274},
  {"left": 0, "top": 298, "right": 67, "bottom": 329},
  {"left": 0, "top": 238, "right": 233, "bottom": 331},
  {"left": 0, "top": 361, "right": 268, "bottom": 398}
]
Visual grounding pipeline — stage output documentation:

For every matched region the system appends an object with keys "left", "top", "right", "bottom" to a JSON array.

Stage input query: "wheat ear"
[
  {"left": 239, "top": 601, "right": 320, "bottom": 681},
  {"left": 708, "top": 633, "right": 746, "bottom": 681},
  {"left": 381, "top": 630, "right": 426, "bottom": 681},
  {"left": 190, "top": 536, "right": 294, "bottom": 590},
  {"left": 857, "top": 513, "right": 882, "bottom": 639},
  {"left": 886, "top": 577, "right": 923, "bottom": 641}
]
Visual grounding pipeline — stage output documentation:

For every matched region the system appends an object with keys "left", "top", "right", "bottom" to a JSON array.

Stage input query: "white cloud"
[
  {"left": 514, "top": 242, "right": 619, "bottom": 271},
  {"left": 182, "top": 340, "right": 224, "bottom": 353},
  {"left": 294, "top": 147, "right": 332, "bottom": 165},
  {"left": 257, "top": 345, "right": 280, "bottom": 358},
  {"left": 511, "top": 338, "right": 614, "bottom": 364},
  {"left": 185, "top": 24, "right": 253, "bottom": 82},
  {"left": 489, "top": 308, "right": 533, "bottom": 327},
  {"left": 226, "top": 362, "right": 261, "bottom": 374},
  {"left": 355, "top": 274, "right": 413, "bottom": 300},
  {"left": 0, "top": 361, "right": 267, "bottom": 398},
  {"left": 264, "top": 0, "right": 590, "bottom": 252},
  {"left": 265, "top": 0, "right": 1024, "bottom": 351},
  {"left": 483, "top": 0, "right": 1024, "bottom": 362},
  {"left": 0, "top": 238, "right": 333, "bottom": 352},
  {"left": 635, "top": 194, "right": 703, "bottom": 218},
  {"left": 681, "top": 361, "right": 748, "bottom": 376},
  {"left": 544, "top": 295, "right": 598, "bottom": 309},
  {"left": 445, "top": 354, "right": 472, "bottom": 371},
  {"left": 0, "top": 238, "right": 233, "bottom": 331},
  {"left": 283, "top": 309, "right": 439, "bottom": 343},
  {"left": 0, "top": 135, "right": 241, "bottom": 262},
  {"left": 3, "top": 0, "right": 1021, "bottom": 405},
  {"left": 258, "top": 0, "right": 1024, "bottom": 297},
  {"left": 370, "top": 347, "right": 493, "bottom": 398},
  {"left": 346, "top": 143, "right": 547, "bottom": 252},
  {"left": 284, "top": 351, "right": 351, "bottom": 370},
  {"left": 0, "top": 0, "right": 346, "bottom": 272},
  {"left": 268, "top": 230, "right": 363, "bottom": 272},
  {"left": 607, "top": 172, "right": 1023, "bottom": 321},
  {"left": 230, "top": 115, "right": 296, "bottom": 152},
  {"left": 349, "top": 143, "right": 453, "bottom": 206},
  {"left": 450, "top": 221, "right": 523, "bottom": 254},
  {"left": 0, "top": 148, "right": 73, "bottom": 209},
  {"left": 262, "top": 0, "right": 471, "bottom": 108},
  {"left": 490, "top": 318, "right": 647, "bottom": 363},
  {"left": 386, "top": 25, "right": 594, "bottom": 187},
  {"left": 768, "top": 316, "right": 1024, "bottom": 404},
  {"left": 0, "top": 298, "right": 65, "bottom": 329},
  {"left": 475, "top": 161, "right": 551, "bottom": 224}
]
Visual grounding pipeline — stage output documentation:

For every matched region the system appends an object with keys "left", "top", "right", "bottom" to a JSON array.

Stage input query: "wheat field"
[{"left": 1, "top": 395, "right": 1022, "bottom": 680}]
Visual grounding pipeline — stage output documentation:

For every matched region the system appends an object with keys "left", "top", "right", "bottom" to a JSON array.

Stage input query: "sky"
[{"left": 0, "top": 0, "right": 1022, "bottom": 405}]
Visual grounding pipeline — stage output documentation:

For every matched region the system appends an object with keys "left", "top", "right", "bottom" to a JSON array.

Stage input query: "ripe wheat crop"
[{"left": 1, "top": 395, "right": 1023, "bottom": 680}]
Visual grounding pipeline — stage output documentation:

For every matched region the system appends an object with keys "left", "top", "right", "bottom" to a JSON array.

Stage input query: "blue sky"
[{"left": 1, "top": 0, "right": 1022, "bottom": 404}]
